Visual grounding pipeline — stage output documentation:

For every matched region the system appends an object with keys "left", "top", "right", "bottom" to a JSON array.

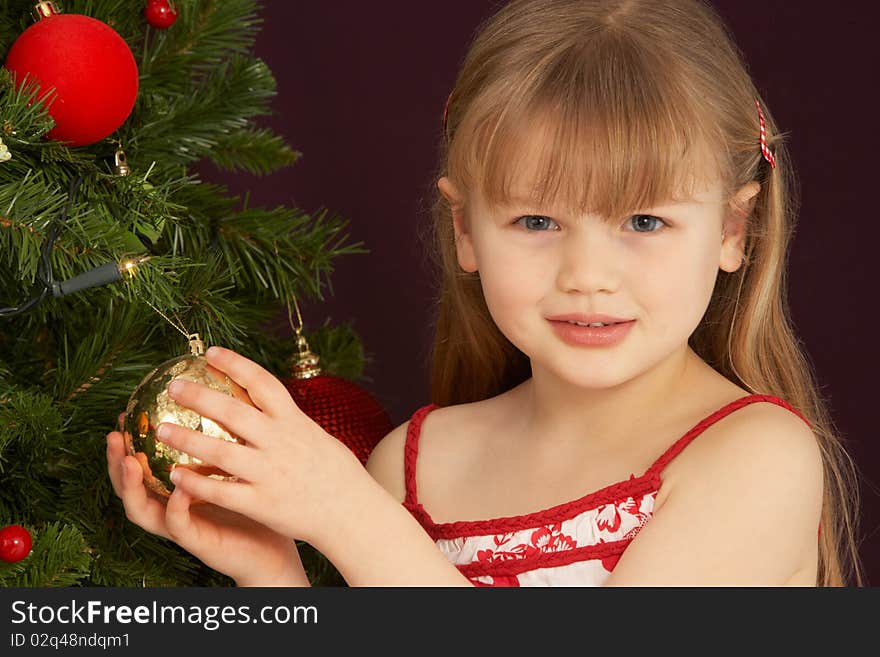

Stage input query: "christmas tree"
[{"left": 0, "top": 0, "right": 369, "bottom": 586}]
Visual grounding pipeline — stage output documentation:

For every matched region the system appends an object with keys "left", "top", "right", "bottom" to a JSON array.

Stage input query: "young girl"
[{"left": 106, "top": 0, "right": 864, "bottom": 586}]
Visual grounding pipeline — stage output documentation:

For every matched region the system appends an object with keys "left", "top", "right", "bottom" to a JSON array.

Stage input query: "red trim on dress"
[
  {"left": 404, "top": 475, "right": 660, "bottom": 541},
  {"left": 403, "top": 403, "right": 436, "bottom": 508},
  {"left": 456, "top": 537, "right": 631, "bottom": 578},
  {"left": 644, "top": 394, "right": 812, "bottom": 479}
]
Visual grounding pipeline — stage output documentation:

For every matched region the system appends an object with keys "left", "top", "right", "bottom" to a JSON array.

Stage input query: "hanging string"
[
  {"left": 142, "top": 297, "right": 189, "bottom": 339},
  {"left": 287, "top": 293, "right": 304, "bottom": 336},
  {"left": 140, "top": 298, "right": 204, "bottom": 355}
]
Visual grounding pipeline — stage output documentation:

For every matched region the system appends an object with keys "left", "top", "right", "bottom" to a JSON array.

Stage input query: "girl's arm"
[
  {"left": 317, "top": 470, "right": 472, "bottom": 586},
  {"left": 602, "top": 403, "right": 823, "bottom": 586},
  {"left": 337, "top": 420, "right": 474, "bottom": 586},
  {"left": 234, "top": 540, "right": 311, "bottom": 587}
]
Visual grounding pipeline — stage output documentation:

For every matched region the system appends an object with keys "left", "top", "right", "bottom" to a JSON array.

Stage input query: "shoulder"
[
  {"left": 664, "top": 397, "right": 823, "bottom": 517},
  {"left": 364, "top": 400, "right": 492, "bottom": 504},
  {"left": 365, "top": 417, "right": 412, "bottom": 504},
  {"left": 606, "top": 398, "right": 823, "bottom": 585},
  {"left": 678, "top": 398, "right": 820, "bottom": 485},
  {"left": 364, "top": 403, "right": 461, "bottom": 504}
]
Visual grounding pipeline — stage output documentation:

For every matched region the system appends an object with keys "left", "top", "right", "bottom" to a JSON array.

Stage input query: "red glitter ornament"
[
  {"left": 144, "top": 0, "right": 178, "bottom": 30},
  {"left": 3, "top": 3, "right": 139, "bottom": 147},
  {"left": 281, "top": 326, "right": 393, "bottom": 466},
  {"left": 0, "top": 524, "right": 32, "bottom": 563}
]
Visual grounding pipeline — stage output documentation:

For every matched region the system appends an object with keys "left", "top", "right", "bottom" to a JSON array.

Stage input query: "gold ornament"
[{"left": 123, "top": 334, "right": 254, "bottom": 499}]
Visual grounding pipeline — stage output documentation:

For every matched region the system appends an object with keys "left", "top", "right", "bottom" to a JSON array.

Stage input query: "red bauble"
[
  {"left": 144, "top": 0, "right": 178, "bottom": 29},
  {"left": 284, "top": 374, "right": 394, "bottom": 466},
  {"left": 0, "top": 524, "right": 32, "bottom": 563},
  {"left": 4, "top": 13, "right": 139, "bottom": 147}
]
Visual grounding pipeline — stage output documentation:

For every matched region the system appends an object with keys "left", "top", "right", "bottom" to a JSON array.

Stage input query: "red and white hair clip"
[{"left": 755, "top": 98, "right": 777, "bottom": 169}]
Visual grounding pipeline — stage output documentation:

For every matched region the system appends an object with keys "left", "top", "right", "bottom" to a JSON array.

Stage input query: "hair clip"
[{"left": 755, "top": 98, "right": 776, "bottom": 169}]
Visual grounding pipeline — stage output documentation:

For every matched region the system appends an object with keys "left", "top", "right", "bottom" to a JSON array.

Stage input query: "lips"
[
  {"left": 546, "top": 313, "right": 634, "bottom": 325},
  {"left": 548, "top": 318, "right": 636, "bottom": 347}
]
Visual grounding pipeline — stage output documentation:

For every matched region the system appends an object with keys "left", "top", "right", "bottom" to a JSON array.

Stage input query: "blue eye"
[
  {"left": 514, "top": 214, "right": 668, "bottom": 233},
  {"left": 515, "top": 215, "right": 560, "bottom": 231},
  {"left": 627, "top": 214, "right": 667, "bottom": 233}
]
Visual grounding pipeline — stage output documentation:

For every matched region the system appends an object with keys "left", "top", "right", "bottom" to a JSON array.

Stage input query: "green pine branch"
[
  {"left": 0, "top": 0, "right": 373, "bottom": 587},
  {"left": 209, "top": 127, "right": 302, "bottom": 175}
]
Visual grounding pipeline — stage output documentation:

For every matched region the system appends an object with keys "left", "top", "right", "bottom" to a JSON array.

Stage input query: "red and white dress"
[{"left": 402, "top": 394, "right": 818, "bottom": 586}]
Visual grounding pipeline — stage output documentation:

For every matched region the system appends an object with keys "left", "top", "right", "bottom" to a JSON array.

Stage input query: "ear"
[
  {"left": 438, "top": 176, "right": 478, "bottom": 273},
  {"left": 720, "top": 181, "right": 760, "bottom": 273}
]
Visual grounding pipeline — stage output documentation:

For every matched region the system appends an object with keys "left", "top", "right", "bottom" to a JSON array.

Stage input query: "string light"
[{"left": 0, "top": 174, "right": 151, "bottom": 317}]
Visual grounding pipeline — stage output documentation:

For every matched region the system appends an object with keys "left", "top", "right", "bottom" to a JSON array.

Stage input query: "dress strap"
[
  {"left": 644, "top": 393, "right": 812, "bottom": 480},
  {"left": 403, "top": 403, "right": 439, "bottom": 507}
]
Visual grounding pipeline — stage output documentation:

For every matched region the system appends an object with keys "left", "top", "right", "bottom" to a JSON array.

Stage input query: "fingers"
[
  {"left": 165, "top": 485, "right": 198, "bottom": 545},
  {"left": 115, "top": 453, "right": 172, "bottom": 540},
  {"left": 156, "top": 422, "right": 261, "bottom": 482},
  {"left": 106, "top": 431, "right": 127, "bottom": 497},
  {"left": 204, "top": 346, "right": 298, "bottom": 419},
  {"left": 108, "top": 411, "right": 133, "bottom": 497},
  {"left": 167, "top": 379, "right": 271, "bottom": 447},
  {"left": 170, "top": 466, "right": 254, "bottom": 520}
]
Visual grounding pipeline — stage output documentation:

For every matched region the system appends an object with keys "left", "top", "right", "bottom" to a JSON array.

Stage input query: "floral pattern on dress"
[
  {"left": 596, "top": 489, "right": 652, "bottom": 537},
  {"left": 433, "top": 489, "right": 658, "bottom": 586},
  {"left": 475, "top": 524, "right": 578, "bottom": 565}
]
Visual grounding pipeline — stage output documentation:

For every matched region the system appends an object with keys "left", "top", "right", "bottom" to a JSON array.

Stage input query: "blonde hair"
[{"left": 422, "top": 0, "right": 865, "bottom": 586}]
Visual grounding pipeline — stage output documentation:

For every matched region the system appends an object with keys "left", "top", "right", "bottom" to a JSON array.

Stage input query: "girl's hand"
[
  {"left": 150, "top": 346, "right": 369, "bottom": 550},
  {"left": 106, "top": 413, "right": 309, "bottom": 586}
]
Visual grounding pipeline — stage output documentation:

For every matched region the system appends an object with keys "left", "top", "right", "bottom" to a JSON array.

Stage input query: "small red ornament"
[
  {"left": 3, "top": 4, "right": 139, "bottom": 147},
  {"left": 144, "top": 0, "right": 178, "bottom": 30},
  {"left": 0, "top": 524, "right": 33, "bottom": 563},
  {"left": 282, "top": 331, "right": 393, "bottom": 466}
]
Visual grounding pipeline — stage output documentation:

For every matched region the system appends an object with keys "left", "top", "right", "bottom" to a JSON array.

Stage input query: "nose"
[{"left": 554, "top": 223, "right": 620, "bottom": 294}]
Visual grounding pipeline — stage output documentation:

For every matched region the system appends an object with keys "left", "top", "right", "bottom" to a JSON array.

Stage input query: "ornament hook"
[
  {"left": 188, "top": 333, "right": 205, "bottom": 356},
  {"left": 32, "top": 1, "right": 60, "bottom": 21},
  {"left": 113, "top": 146, "right": 130, "bottom": 176}
]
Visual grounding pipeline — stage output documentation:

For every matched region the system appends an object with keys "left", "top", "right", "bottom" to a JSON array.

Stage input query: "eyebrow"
[
  {"left": 500, "top": 195, "right": 543, "bottom": 208},
  {"left": 501, "top": 195, "right": 699, "bottom": 211},
  {"left": 499, "top": 196, "right": 698, "bottom": 212}
]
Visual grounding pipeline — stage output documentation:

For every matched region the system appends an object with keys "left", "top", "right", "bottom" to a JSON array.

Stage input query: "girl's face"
[{"left": 438, "top": 166, "right": 758, "bottom": 390}]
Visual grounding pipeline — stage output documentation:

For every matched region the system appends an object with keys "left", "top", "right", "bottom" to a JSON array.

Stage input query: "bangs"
[{"left": 449, "top": 33, "right": 728, "bottom": 219}]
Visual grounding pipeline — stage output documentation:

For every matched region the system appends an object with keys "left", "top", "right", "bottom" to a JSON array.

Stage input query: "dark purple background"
[{"left": 200, "top": 2, "right": 878, "bottom": 584}]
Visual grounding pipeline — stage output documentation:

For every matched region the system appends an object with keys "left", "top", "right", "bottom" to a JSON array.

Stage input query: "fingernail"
[
  {"left": 157, "top": 423, "right": 170, "bottom": 440},
  {"left": 170, "top": 467, "right": 181, "bottom": 485},
  {"left": 168, "top": 380, "right": 184, "bottom": 396},
  {"left": 206, "top": 346, "right": 220, "bottom": 359}
]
